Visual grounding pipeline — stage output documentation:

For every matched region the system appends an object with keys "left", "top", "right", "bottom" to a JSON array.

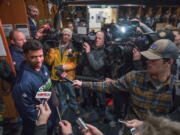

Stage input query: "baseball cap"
[{"left": 141, "top": 39, "right": 179, "bottom": 60}]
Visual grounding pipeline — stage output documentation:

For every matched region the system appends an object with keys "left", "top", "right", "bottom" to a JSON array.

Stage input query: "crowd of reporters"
[{"left": 1, "top": 10, "right": 180, "bottom": 135}]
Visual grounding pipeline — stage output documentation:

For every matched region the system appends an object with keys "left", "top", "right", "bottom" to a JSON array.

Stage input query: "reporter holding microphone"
[
  {"left": 45, "top": 28, "right": 79, "bottom": 115},
  {"left": 34, "top": 101, "right": 51, "bottom": 135},
  {"left": 59, "top": 120, "right": 104, "bottom": 135}
]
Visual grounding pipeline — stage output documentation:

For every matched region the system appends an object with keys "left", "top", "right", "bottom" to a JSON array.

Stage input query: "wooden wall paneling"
[
  {"left": 42, "top": 0, "right": 51, "bottom": 19},
  {"left": 146, "top": 8, "right": 152, "bottom": 17},
  {"left": 37, "top": 0, "right": 45, "bottom": 20},
  {"left": 0, "top": 0, "right": 28, "bottom": 25},
  {"left": 156, "top": 7, "right": 162, "bottom": 16},
  {"left": 24, "top": 0, "right": 37, "bottom": 8},
  {"left": 128, "top": 7, "right": 131, "bottom": 17},
  {"left": 0, "top": 21, "right": 16, "bottom": 73},
  {"left": 0, "top": 0, "right": 27, "bottom": 120},
  {"left": 176, "top": 7, "right": 180, "bottom": 25},
  {"left": 118, "top": 6, "right": 124, "bottom": 17},
  {"left": 112, "top": 8, "right": 117, "bottom": 23},
  {"left": 0, "top": 20, "right": 19, "bottom": 120},
  {"left": 136, "top": 7, "right": 142, "bottom": 18}
]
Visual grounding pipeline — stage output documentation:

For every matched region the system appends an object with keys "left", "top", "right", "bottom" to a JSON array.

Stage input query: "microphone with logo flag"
[{"left": 35, "top": 92, "right": 51, "bottom": 120}]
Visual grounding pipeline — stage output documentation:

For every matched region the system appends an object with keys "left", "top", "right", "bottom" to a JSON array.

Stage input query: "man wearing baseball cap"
[
  {"left": 73, "top": 39, "right": 179, "bottom": 121},
  {"left": 141, "top": 39, "right": 178, "bottom": 60},
  {"left": 140, "top": 39, "right": 178, "bottom": 79}
]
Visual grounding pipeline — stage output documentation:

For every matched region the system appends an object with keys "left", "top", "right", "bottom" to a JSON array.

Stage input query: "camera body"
[
  {"left": 72, "top": 34, "right": 95, "bottom": 53},
  {"left": 102, "top": 22, "right": 155, "bottom": 78},
  {"left": 41, "top": 29, "right": 63, "bottom": 53}
]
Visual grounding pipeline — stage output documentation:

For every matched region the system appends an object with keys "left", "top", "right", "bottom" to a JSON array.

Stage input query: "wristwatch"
[{"left": 130, "top": 127, "right": 138, "bottom": 135}]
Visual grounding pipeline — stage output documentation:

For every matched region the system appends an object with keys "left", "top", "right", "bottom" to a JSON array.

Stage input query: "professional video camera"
[
  {"left": 72, "top": 34, "right": 95, "bottom": 53},
  {"left": 41, "top": 28, "right": 62, "bottom": 52},
  {"left": 40, "top": 0, "right": 64, "bottom": 53},
  {"left": 103, "top": 19, "right": 141, "bottom": 40},
  {"left": 43, "top": 29, "right": 62, "bottom": 40},
  {"left": 102, "top": 21, "right": 158, "bottom": 78}
]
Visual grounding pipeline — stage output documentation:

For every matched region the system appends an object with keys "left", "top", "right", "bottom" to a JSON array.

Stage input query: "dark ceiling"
[{"left": 65, "top": 0, "right": 180, "bottom": 6}]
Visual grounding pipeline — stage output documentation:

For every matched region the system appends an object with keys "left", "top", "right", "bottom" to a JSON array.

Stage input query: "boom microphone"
[{"left": 51, "top": 89, "right": 62, "bottom": 121}]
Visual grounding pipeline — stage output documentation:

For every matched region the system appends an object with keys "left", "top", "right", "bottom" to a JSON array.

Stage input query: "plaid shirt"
[
  {"left": 175, "top": 53, "right": 180, "bottom": 95},
  {"left": 82, "top": 70, "right": 175, "bottom": 120}
]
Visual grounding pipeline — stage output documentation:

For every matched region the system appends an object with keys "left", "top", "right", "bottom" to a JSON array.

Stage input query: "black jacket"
[
  {"left": 77, "top": 45, "right": 107, "bottom": 79},
  {"left": 34, "top": 124, "right": 47, "bottom": 135}
]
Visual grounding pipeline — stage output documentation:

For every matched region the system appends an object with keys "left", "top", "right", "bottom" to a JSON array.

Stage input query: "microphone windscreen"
[{"left": 60, "top": 72, "right": 67, "bottom": 78}]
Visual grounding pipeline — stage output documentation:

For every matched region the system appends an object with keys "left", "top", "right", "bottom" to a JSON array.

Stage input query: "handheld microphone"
[
  {"left": 76, "top": 117, "right": 88, "bottom": 130},
  {"left": 54, "top": 65, "right": 64, "bottom": 71},
  {"left": 35, "top": 91, "right": 52, "bottom": 120},
  {"left": 118, "top": 119, "right": 128, "bottom": 124},
  {"left": 56, "top": 70, "right": 73, "bottom": 84}
]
